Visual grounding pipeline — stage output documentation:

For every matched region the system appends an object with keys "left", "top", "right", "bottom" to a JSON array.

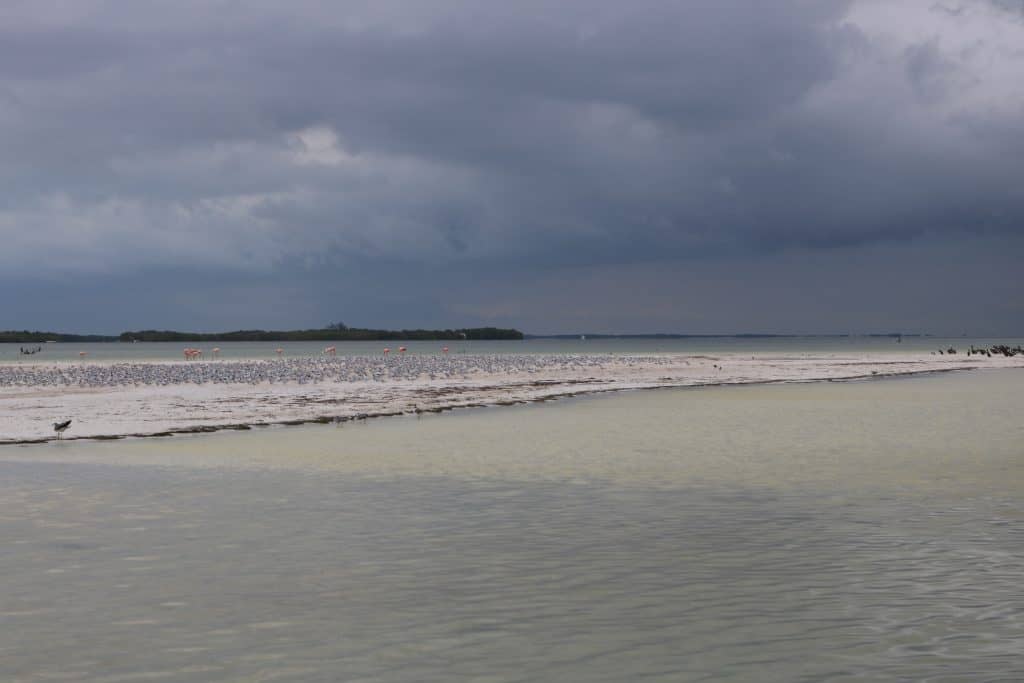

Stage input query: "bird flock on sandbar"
[{"left": 0, "top": 353, "right": 672, "bottom": 389}]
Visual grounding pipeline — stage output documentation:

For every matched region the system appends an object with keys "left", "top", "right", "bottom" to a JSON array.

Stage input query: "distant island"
[
  {"left": 0, "top": 329, "right": 933, "bottom": 344},
  {"left": 0, "top": 327, "right": 524, "bottom": 343},
  {"left": 120, "top": 327, "right": 524, "bottom": 342},
  {"left": 0, "top": 331, "right": 116, "bottom": 343}
]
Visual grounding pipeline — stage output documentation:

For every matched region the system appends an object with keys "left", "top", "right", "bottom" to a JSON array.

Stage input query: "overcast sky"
[{"left": 2, "top": 0, "right": 1022, "bottom": 334}]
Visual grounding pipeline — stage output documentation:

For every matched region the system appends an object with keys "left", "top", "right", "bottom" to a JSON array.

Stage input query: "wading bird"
[{"left": 53, "top": 419, "right": 72, "bottom": 439}]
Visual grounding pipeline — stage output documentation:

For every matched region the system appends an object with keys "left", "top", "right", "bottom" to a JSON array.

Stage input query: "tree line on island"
[
  {"left": 0, "top": 325, "right": 523, "bottom": 344},
  {"left": 120, "top": 325, "right": 523, "bottom": 342},
  {"left": 0, "top": 331, "right": 114, "bottom": 343}
]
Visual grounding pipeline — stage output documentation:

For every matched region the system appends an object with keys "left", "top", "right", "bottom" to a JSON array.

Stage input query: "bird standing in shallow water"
[{"left": 53, "top": 419, "right": 72, "bottom": 440}]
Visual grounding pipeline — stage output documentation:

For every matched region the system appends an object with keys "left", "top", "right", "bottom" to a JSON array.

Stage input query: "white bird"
[{"left": 53, "top": 419, "right": 72, "bottom": 439}]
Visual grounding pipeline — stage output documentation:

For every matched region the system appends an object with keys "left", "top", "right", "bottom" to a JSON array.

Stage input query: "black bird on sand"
[{"left": 53, "top": 419, "right": 72, "bottom": 439}]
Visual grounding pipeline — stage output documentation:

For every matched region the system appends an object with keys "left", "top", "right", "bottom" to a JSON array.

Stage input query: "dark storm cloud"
[{"left": 1, "top": 0, "right": 1022, "bottom": 333}]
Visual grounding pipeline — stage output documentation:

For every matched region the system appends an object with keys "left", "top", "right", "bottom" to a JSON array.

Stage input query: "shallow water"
[
  {"left": 1, "top": 371, "right": 1023, "bottom": 681},
  {"left": 2, "top": 335, "right": 1021, "bottom": 364}
]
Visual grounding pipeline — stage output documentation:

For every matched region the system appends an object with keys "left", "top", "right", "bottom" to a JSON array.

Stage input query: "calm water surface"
[
  {"left": 1, "top": 370, "right": 1022, "bottom": 681},
  {"left": 2, "top": 336, "right": 1023, "bottom": 363}
]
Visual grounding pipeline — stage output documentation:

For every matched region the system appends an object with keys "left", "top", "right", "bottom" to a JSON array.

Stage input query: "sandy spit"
[{"left": 1, "top": 352, "right": 1022, "bottom": 443}]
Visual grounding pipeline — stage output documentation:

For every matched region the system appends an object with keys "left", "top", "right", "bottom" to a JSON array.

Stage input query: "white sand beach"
[{"left": 3, "top": 351, "right": 1022, "bottom": 443}]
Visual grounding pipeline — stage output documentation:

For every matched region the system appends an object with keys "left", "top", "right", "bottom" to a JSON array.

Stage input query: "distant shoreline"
[
  {"left": 0, "top": 327, "right": 524, "bottom": 344},
  {"left": 526, "top": 333, "right": 926, "bottom": 339},
  {"left": 1, "top": 330, "right": 940, "bottom": 344}
]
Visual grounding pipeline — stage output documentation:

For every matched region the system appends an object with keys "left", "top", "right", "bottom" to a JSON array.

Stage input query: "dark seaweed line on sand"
[{"left": 0, "top": 365, "right": 992, "bottom": 446}]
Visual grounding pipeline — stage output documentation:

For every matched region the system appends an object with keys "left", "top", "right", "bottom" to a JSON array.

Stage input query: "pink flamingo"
[
  {"left": 383, "top": 348, "right": 390, "bottom": 355},
  {"left": 78, "top": 351, "right": 87, "bottom": 358},
  {"left": 324, "top": 346, "right": 337, "bottom": 356},
  {"left": 398, "top": 346, "right": 407, "bottom": 354},
  {"left": 212, "top": 347, "right": 221, "bottom": 359},
  {"left": 442, "top": 346, "right": 449, "bottom": 354},
  {"left": 275, "top": 348, "right": 283, "bottom": 357}
]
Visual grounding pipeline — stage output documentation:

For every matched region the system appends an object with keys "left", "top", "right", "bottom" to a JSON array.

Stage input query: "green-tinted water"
[{"left": 2, "top": 370, "right": 1022, "bottom": 681}]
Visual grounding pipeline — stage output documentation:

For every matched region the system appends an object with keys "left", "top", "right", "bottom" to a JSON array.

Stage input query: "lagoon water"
[
  {"left": 3, "top": 335, "right": 1023, "bottom": 364},
  {"left": 1, "top": 370, "right": 1023, "bottom": 681}
]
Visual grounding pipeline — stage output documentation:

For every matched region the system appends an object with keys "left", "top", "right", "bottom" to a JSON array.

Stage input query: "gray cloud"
[{"left": 1, "top": 0, "right": 1022, "bottom": 333}]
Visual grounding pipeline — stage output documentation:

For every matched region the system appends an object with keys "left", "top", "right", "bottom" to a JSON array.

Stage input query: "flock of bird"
[{"left": 0, "top": 353, "right": 671, "bottom": 390}]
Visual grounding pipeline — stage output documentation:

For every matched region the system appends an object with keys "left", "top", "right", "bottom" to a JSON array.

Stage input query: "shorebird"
[{"left": 53, "top": 419, "right": 72, "bottom": 439}]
